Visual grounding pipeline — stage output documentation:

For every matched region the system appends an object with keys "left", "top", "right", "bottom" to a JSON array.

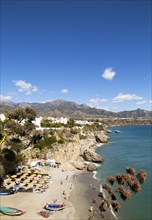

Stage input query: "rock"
[
  {"left": 87, "top": 163, "right": 97, "bottom": 171},
  {"left": 95, "top": 133, "right": 110, "bottom": 143},
  {"left": 73, "top": 161, "right": 85, "bottom": 170},
  {"left": 83, "top": 149, "right": 103, "bottom": 163}
]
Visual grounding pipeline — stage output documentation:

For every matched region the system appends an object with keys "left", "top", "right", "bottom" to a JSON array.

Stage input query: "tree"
[
  {"left": 4, "top": 107, "right": 37, "bottom": 150},
  {"left": 67, "top": 118, "right": 75, "bottom": 127},
  {"left": 99, "top": 167, "right": 147, "bottom": 217},
  {"left": 0, "top": 108, "right": 37, "bottom": 175},
  {"left": 6, "top": 107, "right": 37, "bottom": 123}
]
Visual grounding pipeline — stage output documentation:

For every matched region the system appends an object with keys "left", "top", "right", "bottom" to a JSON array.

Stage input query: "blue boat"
[{"left": 44, "top": 203, "right": 66, "bottom": 211}]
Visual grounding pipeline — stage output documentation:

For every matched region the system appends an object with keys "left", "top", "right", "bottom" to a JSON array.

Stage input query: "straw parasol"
[
  {"left": 11, "top": 175, "right": 17, "bottom": 179},
  {"left": 23, "top": 179, "right": 30, "bottom": 184},
  {"left": 5, "top": 178, "right": 12, "bottom": 183},
  {"left": 27, "top": 183, "right": 34, "bottom": 188},
  {"left": 32, "top": 180, "right": 38, "bottom": 185},
  {"left": 19, "top": 183, "right": 27, "bottom": 187},
  {"left": 8, "top": 182, "right": 15, "bottom": 188}
]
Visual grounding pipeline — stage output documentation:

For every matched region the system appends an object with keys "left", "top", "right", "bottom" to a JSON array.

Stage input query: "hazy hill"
[{"left": 0, "top": 99, "right": 152, "bottom": 119}]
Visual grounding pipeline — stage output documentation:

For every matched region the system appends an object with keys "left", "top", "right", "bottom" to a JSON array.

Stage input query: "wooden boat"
[
  {"left": 0, "top": 206, "right": 25, "bottom": 216},
  {"left": 0, "top": 188, "right": 16, "bottom": 196},
  {"left": 17, "top": 187, "right": 33, "bottom": 192},
  {"left": 44, "top": 203, "right": 66, "bottom": 211}
]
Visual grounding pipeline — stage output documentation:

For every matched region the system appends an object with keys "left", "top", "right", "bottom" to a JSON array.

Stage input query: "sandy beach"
[{"left": 1, "top": 163, "right": 115, "bottom": 220}]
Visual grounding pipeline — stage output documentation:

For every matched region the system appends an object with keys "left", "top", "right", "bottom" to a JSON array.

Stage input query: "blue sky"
[{"left": 1, "top": 0, "right": 151, "bottom": 112}]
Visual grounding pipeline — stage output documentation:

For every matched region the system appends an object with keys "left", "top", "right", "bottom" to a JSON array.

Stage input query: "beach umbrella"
[
  {"left": 21, "top": 174, "right": 27, "bottom": 178},
  {"left": 33, "top": 171, "right": 40, "bottom": 174},
  {"left": 43, "top": 176, "right": 49, "bottom": 180},
  {"left": 32, "top": 180, "right": 38, "bottom": 184},
  {"left": 23, "top": 179, "right": 30, "bottom": 184},
  {"left": 26, "top": 170, "right": 32, "bottom": 173},
  {"left": 27, "top": 183, "right": 34, "bottom": 188},
  {"left": 19, "top": 183, "right": 27, "bottom": 187},
  {"left": 11, "top": 175, "right": 17, "bottom": 178},
  {"left": 5, "top": 178, "right": 12, "bottom": 183},
  {"left": 16, "top": 172, "right": 22, "bottom": 175},
  {"left": 30, "top": 174, "right": 37, "bottom": 177},
  {"left": 8, "top": 182, "right": 15, "bottom": 188}
]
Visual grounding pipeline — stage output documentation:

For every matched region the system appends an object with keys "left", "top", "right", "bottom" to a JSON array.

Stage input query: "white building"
[
  {"left": 32, "top": 116, "right": 43, "bottom": 128},
  {"left": 0, "top": 114, "right": 6, "bottom": 122}
]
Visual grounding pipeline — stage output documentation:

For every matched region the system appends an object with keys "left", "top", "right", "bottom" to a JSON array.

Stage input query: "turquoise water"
[{"left": 96, "top": 125, "right": 152, "bottom": 220}]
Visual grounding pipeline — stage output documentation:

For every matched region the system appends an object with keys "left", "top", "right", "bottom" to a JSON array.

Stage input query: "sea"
[{"left": 96, "top": 125, "right": 152, "bottom": 220}]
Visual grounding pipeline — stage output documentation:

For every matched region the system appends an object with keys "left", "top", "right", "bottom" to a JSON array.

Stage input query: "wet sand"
[{"left": 72, "top": 171, "right": 116, "bottom": 220}]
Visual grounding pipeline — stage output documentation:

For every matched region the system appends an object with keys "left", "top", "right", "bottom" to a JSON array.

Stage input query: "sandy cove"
[
  {"left": 1, "top": 162, "right": 116, "bottom": 220},
  {"left": 0, "top": 163, "right": 95, "bottom": 220}
]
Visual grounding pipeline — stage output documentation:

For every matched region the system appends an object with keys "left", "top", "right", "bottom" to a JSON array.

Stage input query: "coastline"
[{"left": 79, "top": 171, "right": 116, "bottom": 220}]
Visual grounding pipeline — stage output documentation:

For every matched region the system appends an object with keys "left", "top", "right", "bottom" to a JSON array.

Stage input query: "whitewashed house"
[{"left": 0, "top": 114, "right": 6, "bottom": 122}]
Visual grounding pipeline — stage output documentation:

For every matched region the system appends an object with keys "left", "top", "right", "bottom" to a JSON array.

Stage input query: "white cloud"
[
  {"left": 13, "top": 80, "right": 38, "bottom": 95},
  {"left": 102, "top": 67, "right": 116, "bottom": 80},
  {"left": 88, "top": 98, "right": 107, "bottom": 108},
  {"left": 61, "top": 88, "right": 69, "bottom": 94},
  {"left": 0, "top": 95, "right": 12, "bottom": 101},
  {"left": 136, "top": 100, "right": 147, "bottom": 105},
  {"left": 89, "top": 98, "right": 107, "bottom": 104},
  {"left": 149, "top": 100, "right": 152, "bottom": 105},
  {"left": 112, "top": 93, "right": 143, "bottom": 102}
]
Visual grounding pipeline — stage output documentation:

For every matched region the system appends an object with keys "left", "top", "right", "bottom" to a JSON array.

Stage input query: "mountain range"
[{"left": 0, "top": 99, "right": 152, "bottom": 119}]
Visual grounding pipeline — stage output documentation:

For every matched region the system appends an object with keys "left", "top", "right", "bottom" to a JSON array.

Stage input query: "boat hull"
[
  {"left": 44, "top": 203, "right": 65, "bottom": 211},
  {"left": 0, "top": 206, "right": 25, "bottom": 216}
]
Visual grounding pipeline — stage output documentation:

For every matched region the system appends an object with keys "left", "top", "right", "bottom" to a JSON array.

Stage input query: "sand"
[{"left": 0, "top": 163, "right": 116, "bottom": 220}]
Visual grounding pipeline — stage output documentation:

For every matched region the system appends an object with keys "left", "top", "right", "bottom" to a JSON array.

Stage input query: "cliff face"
[
  {"left": 46, "top": 133, "right": 97, "bottom": 163},
  {"left": 24, "top": 131, "right": 109, "bottom": 166}
]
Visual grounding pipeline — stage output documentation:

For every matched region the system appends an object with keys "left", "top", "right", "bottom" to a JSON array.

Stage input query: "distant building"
[
  {"left": 75, "top": 119, "right": 94, "bottom": 125},
  {"left": 0, "top": 114, "right": 6, "bottom": 122},
  {"left": 32, "top": 116, "right": 43, "bottom": 128}
]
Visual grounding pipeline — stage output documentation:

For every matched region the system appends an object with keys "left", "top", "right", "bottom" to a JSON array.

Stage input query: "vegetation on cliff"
[{"left": 0, "top": 107, "right": 107, "bottom": 180}]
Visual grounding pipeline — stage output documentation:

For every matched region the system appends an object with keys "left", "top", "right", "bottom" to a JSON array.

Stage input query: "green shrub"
[
  {"left": 35, "top": 136, "right": 57, "bottom": 150},
  {"left": 3, "top": 148, "right": 16, "bottom": 161},
  {"left": 58, "top": 139, "right": 64, "bottom": 144},
  {"left": 70, "top": 128, "right": 79, "bottom": 134},
  {"left": 0, "top": 133, "right": 3, "bottom": 140}
]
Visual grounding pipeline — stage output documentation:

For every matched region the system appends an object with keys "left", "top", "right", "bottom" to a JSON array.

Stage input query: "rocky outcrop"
[
  {"left": 95, "top": 131, "right": 110, "bottom": 143},
  {"left": 87, "top": 163, "right": 97, "bottom": 171},
  {"left": 73, "top": 161, "right": 85, "bottom": 170},
  {"left": 83, "top": 149, "right": 103, "bottom": 163},
  {"left": 24, "top": 131, "right": 106, "bottom": 168}
]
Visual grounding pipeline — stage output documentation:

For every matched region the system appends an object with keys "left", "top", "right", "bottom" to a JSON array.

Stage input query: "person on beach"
[
  {"left": 89, "top": 183, "right": 92, "bottom": 188},
  {"left": 70, "top": 183, "right": 72, "bottom": 189},
  {"left": 63, "top": 191, "right": 66, "bottom": 195},
  {"left": 92, "top": 198, "right": 96, "bottom": 204},
  {"left": 89, "top": 206, "right": 94, "bottom": 218}
]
